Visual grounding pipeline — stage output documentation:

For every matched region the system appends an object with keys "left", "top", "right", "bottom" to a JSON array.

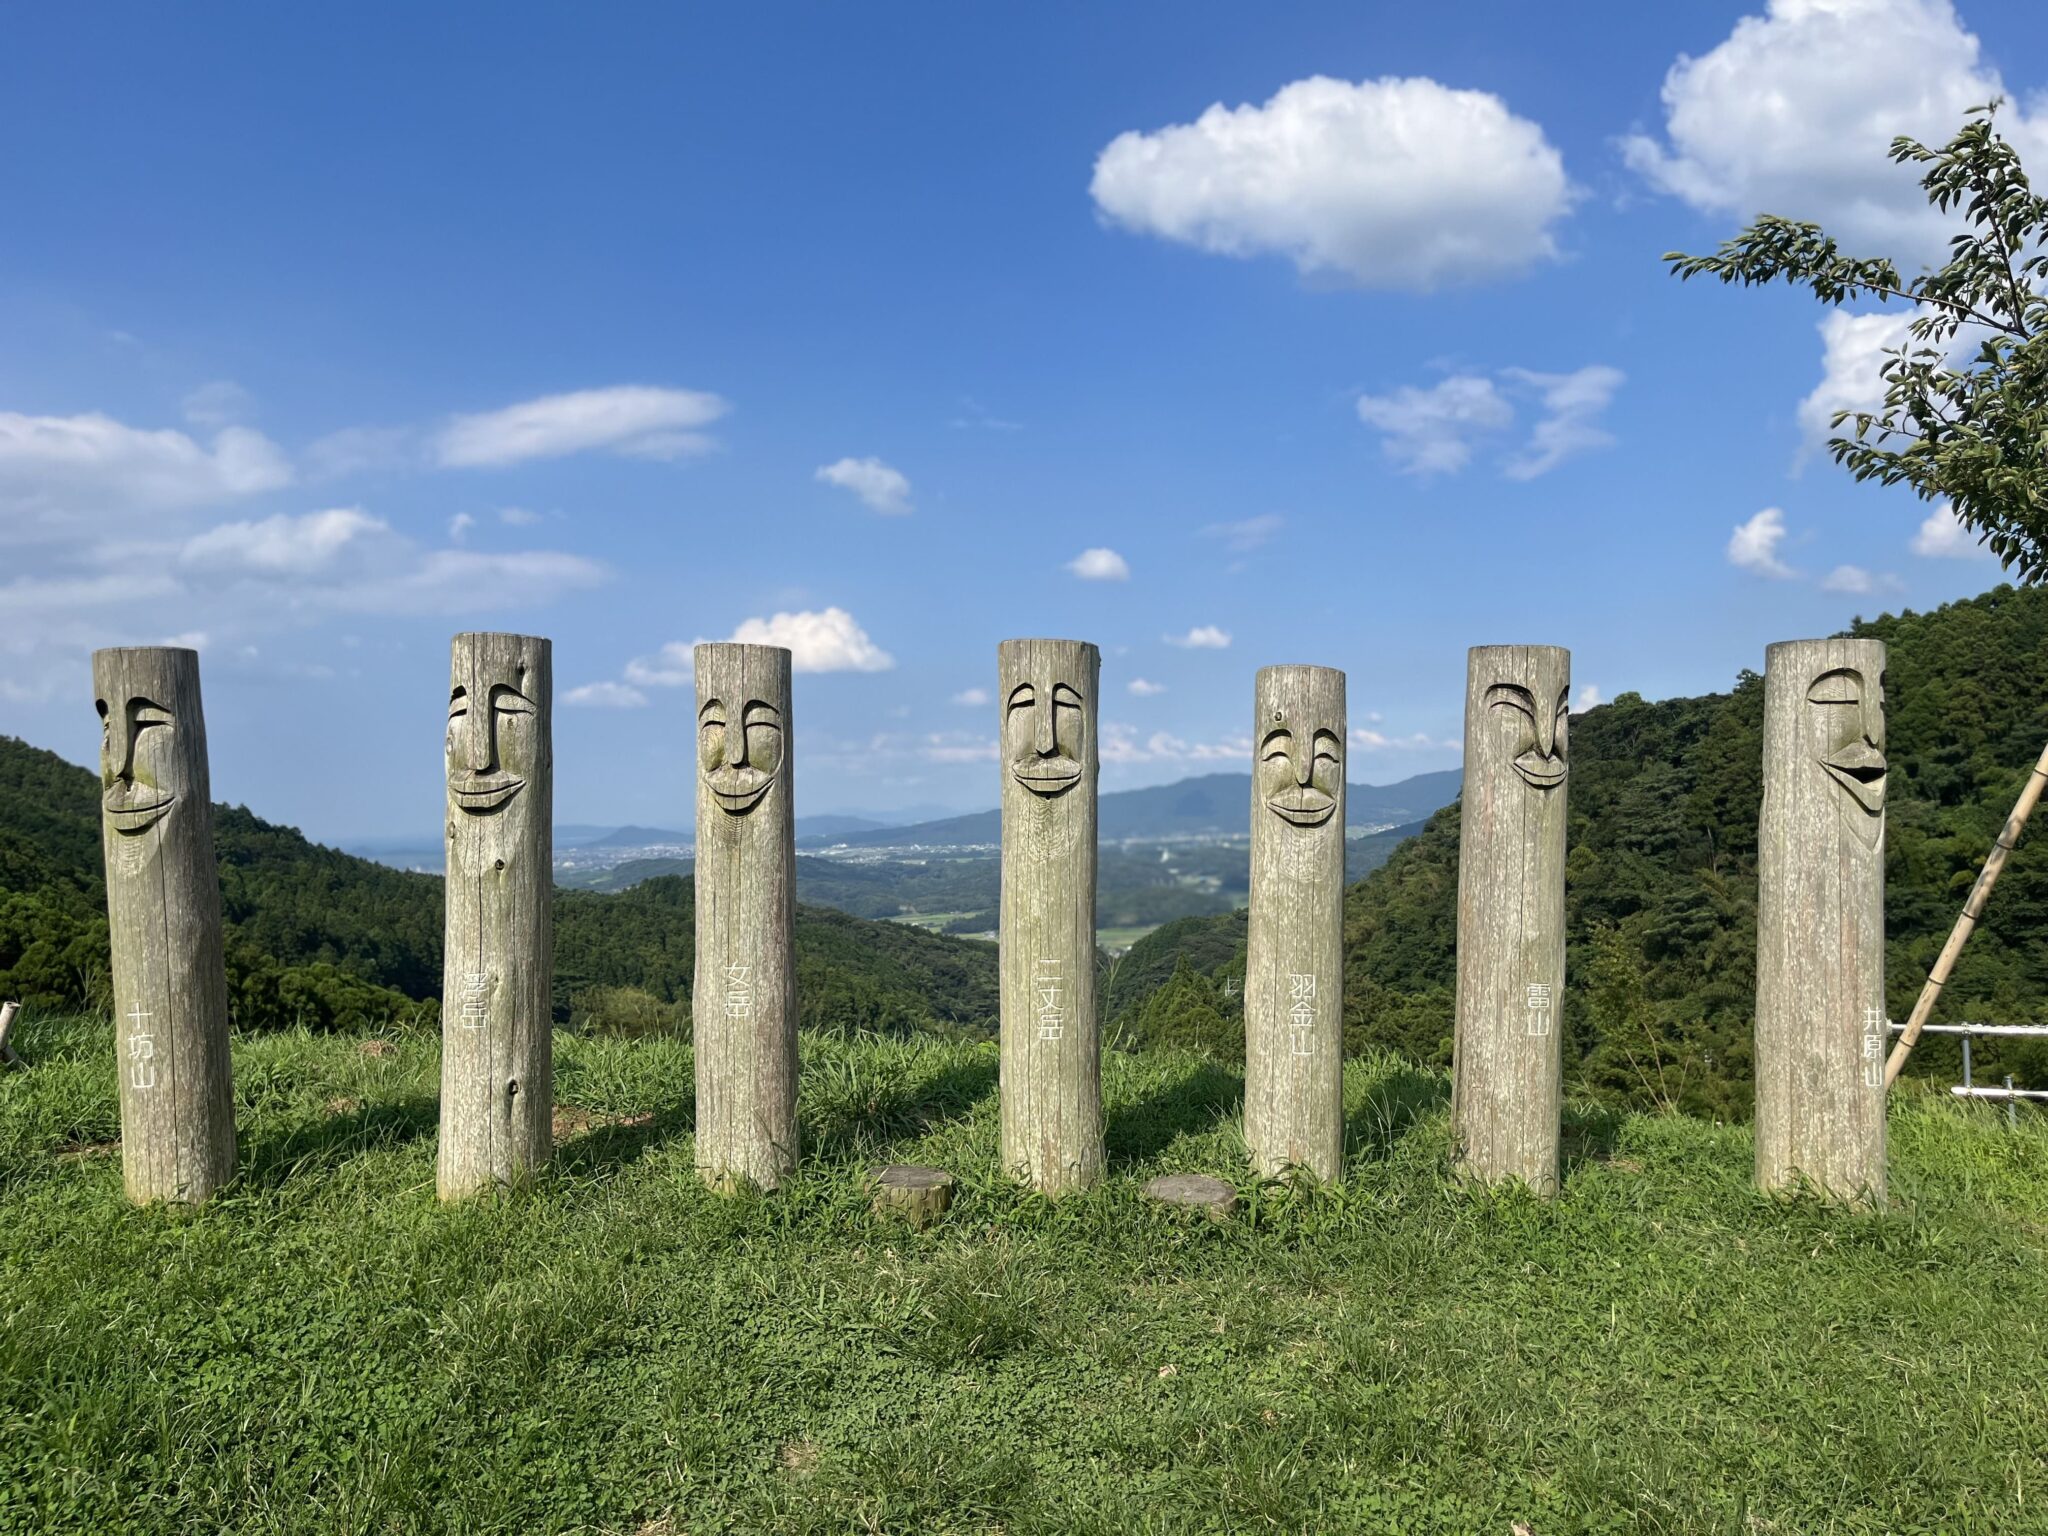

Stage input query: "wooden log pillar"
[
  {"left": 0, "top": 1000, "right": 21, "bottom": 1067},
  {"left": 1755, "top": 638, "right": 1888, "bottom": 1206},
  {"left": 998, "top": 638, "right": 1103, "bottom": 1193},
  {"left": 438, "top": 632, "right": 554, "bottom": 1199},
  {"left": 693, "top": 643, "right": 798, "bottom": 1191},
  {"left": 93, "top": 646, "right": 236, "bottom": 1204},
  {"left": 1244, "top": 664, "right": 1347, "bottom": 1181},
  {"left": 1452, "top": 644, "right": 1570, "bottom": 1194}
]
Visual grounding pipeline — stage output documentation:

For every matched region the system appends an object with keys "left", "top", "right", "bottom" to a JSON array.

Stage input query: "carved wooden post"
[
  {"left": 93, "top": 646, "right": 236, "bottom": 1204},
  {"left": 693, "top": 643, "right": 798, "bottom": 1191},
  {"left": 998, "top": 638, "right": 1103, "bottom": 1193},
  {"left": 1244, "top": 665, "right": 1346, "bottom": 1181},
  {"left": 438, "top": 632, "right": 554, "bottom": 1200},
  {"left": 1756, "top": 638, "right": 1888, "bottom": 1205},
  {"left": 1452, "top": 644, "right": 1569, "bottom": 1195}
]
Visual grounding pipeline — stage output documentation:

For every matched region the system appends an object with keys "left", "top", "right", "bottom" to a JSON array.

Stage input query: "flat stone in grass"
[
  {"left": 1142, "top": 1172, "right": 1238, "bottom": 1218},
  {"left": 870, "top": 1163, "right": 956, "bottom": 1227}
]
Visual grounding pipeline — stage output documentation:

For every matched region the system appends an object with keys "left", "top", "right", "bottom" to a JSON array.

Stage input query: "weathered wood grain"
[
  {"left": 93, "top": 646, "right": 236, "bottom": 1205},
  {"left": 0, "top": 1000, "right": 20, "bottom": 1067},
  {"left": 1755, "top": 637, "right": 1888, "bottom": 1206},
  {"left": 438, "top": 632, "right": 554, "bottom": 1200},
  {"left": 1244, "top": 664, "right": 1346, "bottom": 1181},
  {"left": 693, "top": 643, "right": 799, "bottom": 1192},
  {"left": 998, "top": 637, "right": 1103, "bottom": 1194},
  {"left": 1451, "top": 644, "right": 1570, "bottom": 1195}
]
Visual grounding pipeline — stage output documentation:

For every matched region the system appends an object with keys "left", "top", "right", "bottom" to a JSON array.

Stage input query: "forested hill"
[
  {"left": 1113, "top": 584, "right": 2048, "bottom": 1115},
  {"left": 0, "top": 736, "right": 996, "bottom": 1037}
]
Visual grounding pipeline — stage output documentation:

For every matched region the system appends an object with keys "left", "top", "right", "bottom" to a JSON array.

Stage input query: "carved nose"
[
  {"left": 1295, "top": 750, "right": 1314, "bottom": 789},
  {"left": 463, "top": 708, "right": 495, "bottom": 774},
  {"left": 109, "top": 719, "right": 136, "bottom": 783},
  {"left": 724, "top": 722, "right": 750, "bottom": 771},
  {"left": 1034, "top": 699, "right": 1057, "bottom": 757}
]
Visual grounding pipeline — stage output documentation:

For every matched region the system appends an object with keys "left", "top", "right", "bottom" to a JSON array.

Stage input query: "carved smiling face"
[
  {"left": 700, "top": 696, "right": 785, "bottom": 814},
  {"left": 1006, "top": 676, "right": 1086, "bottom": 798},
  {"left": 1486, "top": 680, "right": 1570, "bottom": 790},
  {"left": 447, "top": 674, "right": 539, "bottom": 814},
  {"left": 1260, "top": 716, "right": 1343, "bottom": 827},
  {"left": 97, "top": 693, "right": 180, "bottom": 835},
  {"left": 1807, "top": 665, "right": 1887, "bottom": 818}
]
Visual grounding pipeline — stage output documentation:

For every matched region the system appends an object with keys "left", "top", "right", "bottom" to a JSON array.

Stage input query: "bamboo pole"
[{"left": 1884, "top": 738, "right": 2048, "bottom": 1089}]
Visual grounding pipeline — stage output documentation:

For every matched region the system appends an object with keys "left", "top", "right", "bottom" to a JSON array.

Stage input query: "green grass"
[{"left": 4, "top": 1014, "right": 2047, "bottom": 1534}]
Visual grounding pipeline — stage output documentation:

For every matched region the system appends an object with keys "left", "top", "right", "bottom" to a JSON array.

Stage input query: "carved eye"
[
  {"left": 449, "top": 688, "right": 469, "bottom": 722},
  {"left": 131, "top": 701, "right": 173, "bottom": 734},
  {"left": 1006, "top": 684, "right": 1035, "bottom": 714},
  {"left": 1261, "top": 729, "right": 1292, "bottom": 762},
  {"left": 1807, "top": 668, "right": 1863, "bottom": 705},
  {"left": 1312, "top": 731, "right": 1341, "bottom": 767},
  {"left": 1485, "top": 684, "right": 1538, "bottom": 722},
  {"left": 1052, "top": 683, "right": 1083, "bottom": 712}
]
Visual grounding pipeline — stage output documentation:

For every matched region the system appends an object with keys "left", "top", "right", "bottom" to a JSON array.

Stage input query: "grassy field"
[{"left": 3, "top": 1015, "right": 2047, "bottom": 1535}]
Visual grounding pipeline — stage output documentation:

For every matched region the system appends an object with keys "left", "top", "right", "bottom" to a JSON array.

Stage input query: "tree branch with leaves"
[{"left": 1667, "top": 103, "right": 2048, "bottom": 579}]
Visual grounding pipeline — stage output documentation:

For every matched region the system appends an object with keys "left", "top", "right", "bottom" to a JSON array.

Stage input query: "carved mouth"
[
  {"left": 103, "top": 792, "right": 175, "bottom": 834},
  {"left": 1267, "top": 789, "right": 1336, "bottom": 827},
  {"left": 452, "top": 777, "right": 524, "bottom": 813},
  {"left": 1512, "top": 753, "right": 1566, "bottom": 789},
  {"left": 1822, "top": 745, "right": 1887, "bottom": 815},
  {"left": 1013, "top": 757, "right": 1081, "bottom": 798},
  {"left": 707, "top": 770, "right": 775, "bottom": 815}
]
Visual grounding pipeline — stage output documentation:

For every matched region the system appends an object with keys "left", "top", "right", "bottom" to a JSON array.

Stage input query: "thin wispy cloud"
[{"left": 435, "top": 385, "right": 728, "bottom": 468}]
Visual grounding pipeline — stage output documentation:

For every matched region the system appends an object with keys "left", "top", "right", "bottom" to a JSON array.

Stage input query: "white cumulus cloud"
[
  {"left": 1911, "top": 502, "right": 1990, "bottom": 558},
  {"left": 816, "top": 456, "right": 913, "bottom": 515},
  {"left": 1729, "top": 507, "right": 1798, "bottom": 578},
  {"left": 1575, "top": 684, "right": 1604, "bottom": 711},
  {"left": 1798, "top": 310, "right": 1919, "bottom": 448},
  {"left": 1092, "top": 75, "right": 1573, "bottom": 290},
  {"left": 435, "top": 385, "right": 728, "bottom": 468},
  {"left": 1128, "top": 677, "right": 1167, "bottom": 696},
  {"left": 730, "top": 607, "right": 894, "bottom": 673},
  {"left": 1820, "top": 564, "right": 1904, "bottom": 594},
  {"left": 952, "top": 687, "right": 991, "bottom": 707},
  {"left": 0, "top": 412, "right": 291, "bottom": 540},
  {"left": 1067, "top": 547, "right": 1131, "bottom": 581},
  {"left": 1166, "top": 625, "right": 1232, "bottom": 649},
  {"left": 1623, "top": 0, "right": 2048, "bottom": 265}
]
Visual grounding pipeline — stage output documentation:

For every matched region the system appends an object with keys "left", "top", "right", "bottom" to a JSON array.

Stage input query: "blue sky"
[{"left": 3, "top": 0, "right": 2043, "bottom": 841}]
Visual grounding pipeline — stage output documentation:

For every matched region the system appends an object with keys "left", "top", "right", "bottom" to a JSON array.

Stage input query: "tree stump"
[
  {"left": 870, "top": 1164, "right": 956, "bottom": 1226},
  {"left": 1244, "top": 664, "right": 1347, "bottom": 1181},
  {"left": 1755, "top": 638, "right": 1888, "bottom": 1206},
  {"left": 694, "top": 643, "right": 799, "bottom": 1192},
  {"left": 1142, "top": 1172, "right": 1237, "bottom": 1218},
  {"left": 998, "top": 638, "right": 1105, "bottom": 1195},
  {"left": 1452, "top": 644, "right": 1570, "bottom": 1195},
  {"left": 93, "top": 647, "right": 237, "bottom": 1206},
  {"left": 439, "top": 632, "right": 555, "bottom": 1200}
]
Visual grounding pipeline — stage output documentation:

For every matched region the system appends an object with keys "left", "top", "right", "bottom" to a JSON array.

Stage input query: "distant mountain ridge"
[{"left": 824, "top": 769, "right": 1462, "bottom": 848}]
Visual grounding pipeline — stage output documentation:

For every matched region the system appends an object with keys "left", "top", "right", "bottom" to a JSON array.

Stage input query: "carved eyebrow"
[
  {"left": 1052, "top": 683, "right": 1083, "bottom": 706},
  {"left": 1312, "top": 729, "right": 1342, "bottom": 755},
  {"left": 698, "top": 696, "right": 725, "bottom": 719},
  {"left": 1556, "top": 689, "right": 1571, "bottom": 713},
  {"left": 489, "top": 684, "right": 536, "bottom": 711},
  {"left": 1806, "top": 668, "right": 1864, "bottom": 703},
  {"left": 1006, "top": 683, "right": 1036, "bottom": 707},
  {"left": 741, "top": 699, "right": 783, "bottom": 723},
  {"left": 1260, "top": 728, "right": 1293, "bottom": 755},
  {"left": 1485, "top": 683, "right": 1538, "bottom": 712}
]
